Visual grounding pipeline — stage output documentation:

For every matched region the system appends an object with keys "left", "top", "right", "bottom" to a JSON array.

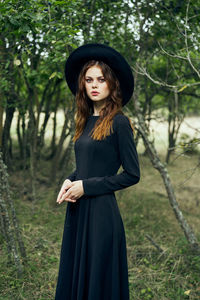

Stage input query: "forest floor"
[{"left": 0, "top": 151, "right": 200, "bottom": 300}]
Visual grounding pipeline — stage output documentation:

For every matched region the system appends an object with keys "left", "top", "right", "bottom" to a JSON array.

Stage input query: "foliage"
[
  {"left": 178, "top": 133, "right": 200, "bottom": 155},
  {"left": 1, "top": 0, "right": 200, "bottom": 161}
]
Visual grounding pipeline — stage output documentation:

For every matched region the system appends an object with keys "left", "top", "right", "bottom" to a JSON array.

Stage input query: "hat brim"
[{"left": 65, "top": 43, "right": 134, "bottom": 106}]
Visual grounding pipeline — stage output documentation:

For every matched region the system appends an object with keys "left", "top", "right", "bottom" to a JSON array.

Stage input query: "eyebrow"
[{"left": 85, "top": 76, "right": 105, "bottom": 78}]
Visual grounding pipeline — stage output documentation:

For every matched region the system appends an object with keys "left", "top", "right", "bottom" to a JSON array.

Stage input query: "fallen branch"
[{"left": 145, "top": 234, "right": 164, "bottom": 253}]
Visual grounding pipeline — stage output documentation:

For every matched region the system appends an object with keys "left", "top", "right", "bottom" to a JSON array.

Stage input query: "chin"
[{"left": 90, "top": 97, "right": 101, "bottom": 101}]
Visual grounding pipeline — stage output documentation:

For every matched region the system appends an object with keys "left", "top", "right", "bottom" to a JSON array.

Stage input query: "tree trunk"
[
  {"left": 49, "top": 88, "right": 60, "bottom": 159},
  {"left": 27, "top": 93, "right": 37, "bottom": 202},
  {"left": 50, "top": 110, "right": 70, "bottom": 182},
  {"left": 0, "top": 152, "right": 25, "bottom": 276},
  {"left": 166, "top": 91, "right": 184, "bottom": 164},
  {"left": 133, "top": 94, "right": 199, "bottom": 251},
  {"left": 50, "top": 107, "right": 58, "bottom": 159},
  {"left": 2, "top": 100, "right": 15, "bottom": 166},
  {"left": 16, "top": 113, "right": 24, "bottom": 159},
  {"left": 0, "top": 98, "right": 3, "bottom": 150},
  {"left": 58, "top": 102, "right": 75, "bottom": 170}
]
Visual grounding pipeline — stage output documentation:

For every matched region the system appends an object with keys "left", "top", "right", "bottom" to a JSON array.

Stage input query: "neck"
[{"left": 92, "top": 101, "right": 106, "bottom": 116}]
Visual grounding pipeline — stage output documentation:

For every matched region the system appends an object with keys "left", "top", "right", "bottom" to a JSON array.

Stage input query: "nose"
[{"left": 92, "top": 79, "right": 98, "bottom": 88}]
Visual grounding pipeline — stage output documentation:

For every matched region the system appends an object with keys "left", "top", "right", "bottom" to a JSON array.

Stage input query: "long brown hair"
[{"left": 72, "top": 60, "right": 134, "bottom": 142}]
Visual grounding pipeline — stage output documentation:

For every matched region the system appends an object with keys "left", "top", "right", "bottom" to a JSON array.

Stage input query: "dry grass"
[
  {"left": 118, "top": 153, "right": 200, "bottom": 300},
  {"left": 0, "top": 152, "right": 200, "bottom": 299}
]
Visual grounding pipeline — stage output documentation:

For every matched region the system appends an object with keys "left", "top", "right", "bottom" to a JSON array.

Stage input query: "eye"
[
  {"left": 85, "top": 78, "right": 92, "bottom": 83},
  {"left": 99, "top": 78, "right": 105, "bottom": 83}
]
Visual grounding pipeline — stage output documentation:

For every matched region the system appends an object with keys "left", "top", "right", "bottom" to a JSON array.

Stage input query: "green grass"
[{"left": 0, "top": 154, "right": 200, "bottom": 300}]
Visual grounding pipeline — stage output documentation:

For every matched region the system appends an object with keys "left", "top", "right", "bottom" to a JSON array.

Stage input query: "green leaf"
[
  {"left": 141, "top": 289, "right": 146, "bottom": 294},
  {"left": 49, "top": 72, "right": 63, "bottom": 80}
]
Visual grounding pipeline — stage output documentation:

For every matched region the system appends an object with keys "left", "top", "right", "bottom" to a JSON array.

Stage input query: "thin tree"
[{"left": 0, "top": 152, "right": 26, "bottom": 276}]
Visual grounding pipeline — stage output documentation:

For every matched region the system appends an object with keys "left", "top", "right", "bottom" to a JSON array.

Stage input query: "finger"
[
  {"left": 62, "top": 189, "right": 73, "bottom": 201},
  {"left": 57, "top": 187, "right": 68, "bottom": 203},
  {"left": 57, "top": 192, "right": 64, "bottom": 203},
  {"left": 56, "top": 191, "right": 63, "bottom": 202},
  {"left": 56, "top": 181, "right": 72, "bottom": 203},
  {"left": 65, "top": 198, "right": 76, "bottom": 203},
  {"left": 58, "top": 197, "right": 76, "bottom": 204},
  {"left": 58, "top": 190, "right": 73, "bottom": 204},
  {"left": 57, "top": 186, "right": 66, "bottom": 200}
]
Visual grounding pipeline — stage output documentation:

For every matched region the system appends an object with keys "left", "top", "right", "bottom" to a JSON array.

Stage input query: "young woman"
[{"left": 55, "top": 43, "right": 140, "bottom": 300}]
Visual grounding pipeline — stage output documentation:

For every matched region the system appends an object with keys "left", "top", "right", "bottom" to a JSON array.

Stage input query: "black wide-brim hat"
[{"left": 65, "top": 43, "right": 134, "bottom": 106}]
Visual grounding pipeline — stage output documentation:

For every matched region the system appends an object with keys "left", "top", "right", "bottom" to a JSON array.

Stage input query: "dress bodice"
[
  {"left": 67, "top": 113, "right": 140, "bottom": 197},
  {"left": 75, "top": 115, "right": 121, "bottom": 180}
]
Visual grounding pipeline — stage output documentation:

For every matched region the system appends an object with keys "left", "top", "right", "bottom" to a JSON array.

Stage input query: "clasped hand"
[{"left": 56, "top": 179, "right": 84, "bottom": 204}]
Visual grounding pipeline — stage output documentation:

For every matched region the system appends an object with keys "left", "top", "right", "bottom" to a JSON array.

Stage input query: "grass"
[{"left": 0, "top": 153, "right": 200, "bottom": 300}]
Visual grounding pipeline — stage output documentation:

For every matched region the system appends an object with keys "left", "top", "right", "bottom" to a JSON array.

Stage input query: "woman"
[{"left": 55, "top": 43, "right": 140, "bottom": 300}]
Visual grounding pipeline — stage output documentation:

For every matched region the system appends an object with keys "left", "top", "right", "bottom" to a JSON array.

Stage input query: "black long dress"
[{"left": 55, "top": 113, "right": 140, "bottom": 300}]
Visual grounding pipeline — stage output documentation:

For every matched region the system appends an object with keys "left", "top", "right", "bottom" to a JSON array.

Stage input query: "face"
[{"left": 85, "top": 66, "right": 110, "bottom": 102}]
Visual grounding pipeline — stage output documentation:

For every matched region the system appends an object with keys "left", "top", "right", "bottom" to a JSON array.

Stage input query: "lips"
[{"left": 91, "top": 91, "right": 99, "bottom": 96}]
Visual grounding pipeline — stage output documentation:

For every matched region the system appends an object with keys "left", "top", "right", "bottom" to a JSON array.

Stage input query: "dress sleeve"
[
  {"left": 66, "top": 169, "right": 77, "bottom": 182},
  {"left": 82, "top": 115, "right": 140, "bottom": 196}
]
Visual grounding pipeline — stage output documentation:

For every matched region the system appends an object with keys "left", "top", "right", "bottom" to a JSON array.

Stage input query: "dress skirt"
[{"left": 55, "top": 193, "right": 130, "bottom": 300}]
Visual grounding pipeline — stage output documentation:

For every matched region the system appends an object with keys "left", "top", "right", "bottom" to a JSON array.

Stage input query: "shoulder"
[{"left": 113, "top": 113, "right": 133, "bottom": 132}]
